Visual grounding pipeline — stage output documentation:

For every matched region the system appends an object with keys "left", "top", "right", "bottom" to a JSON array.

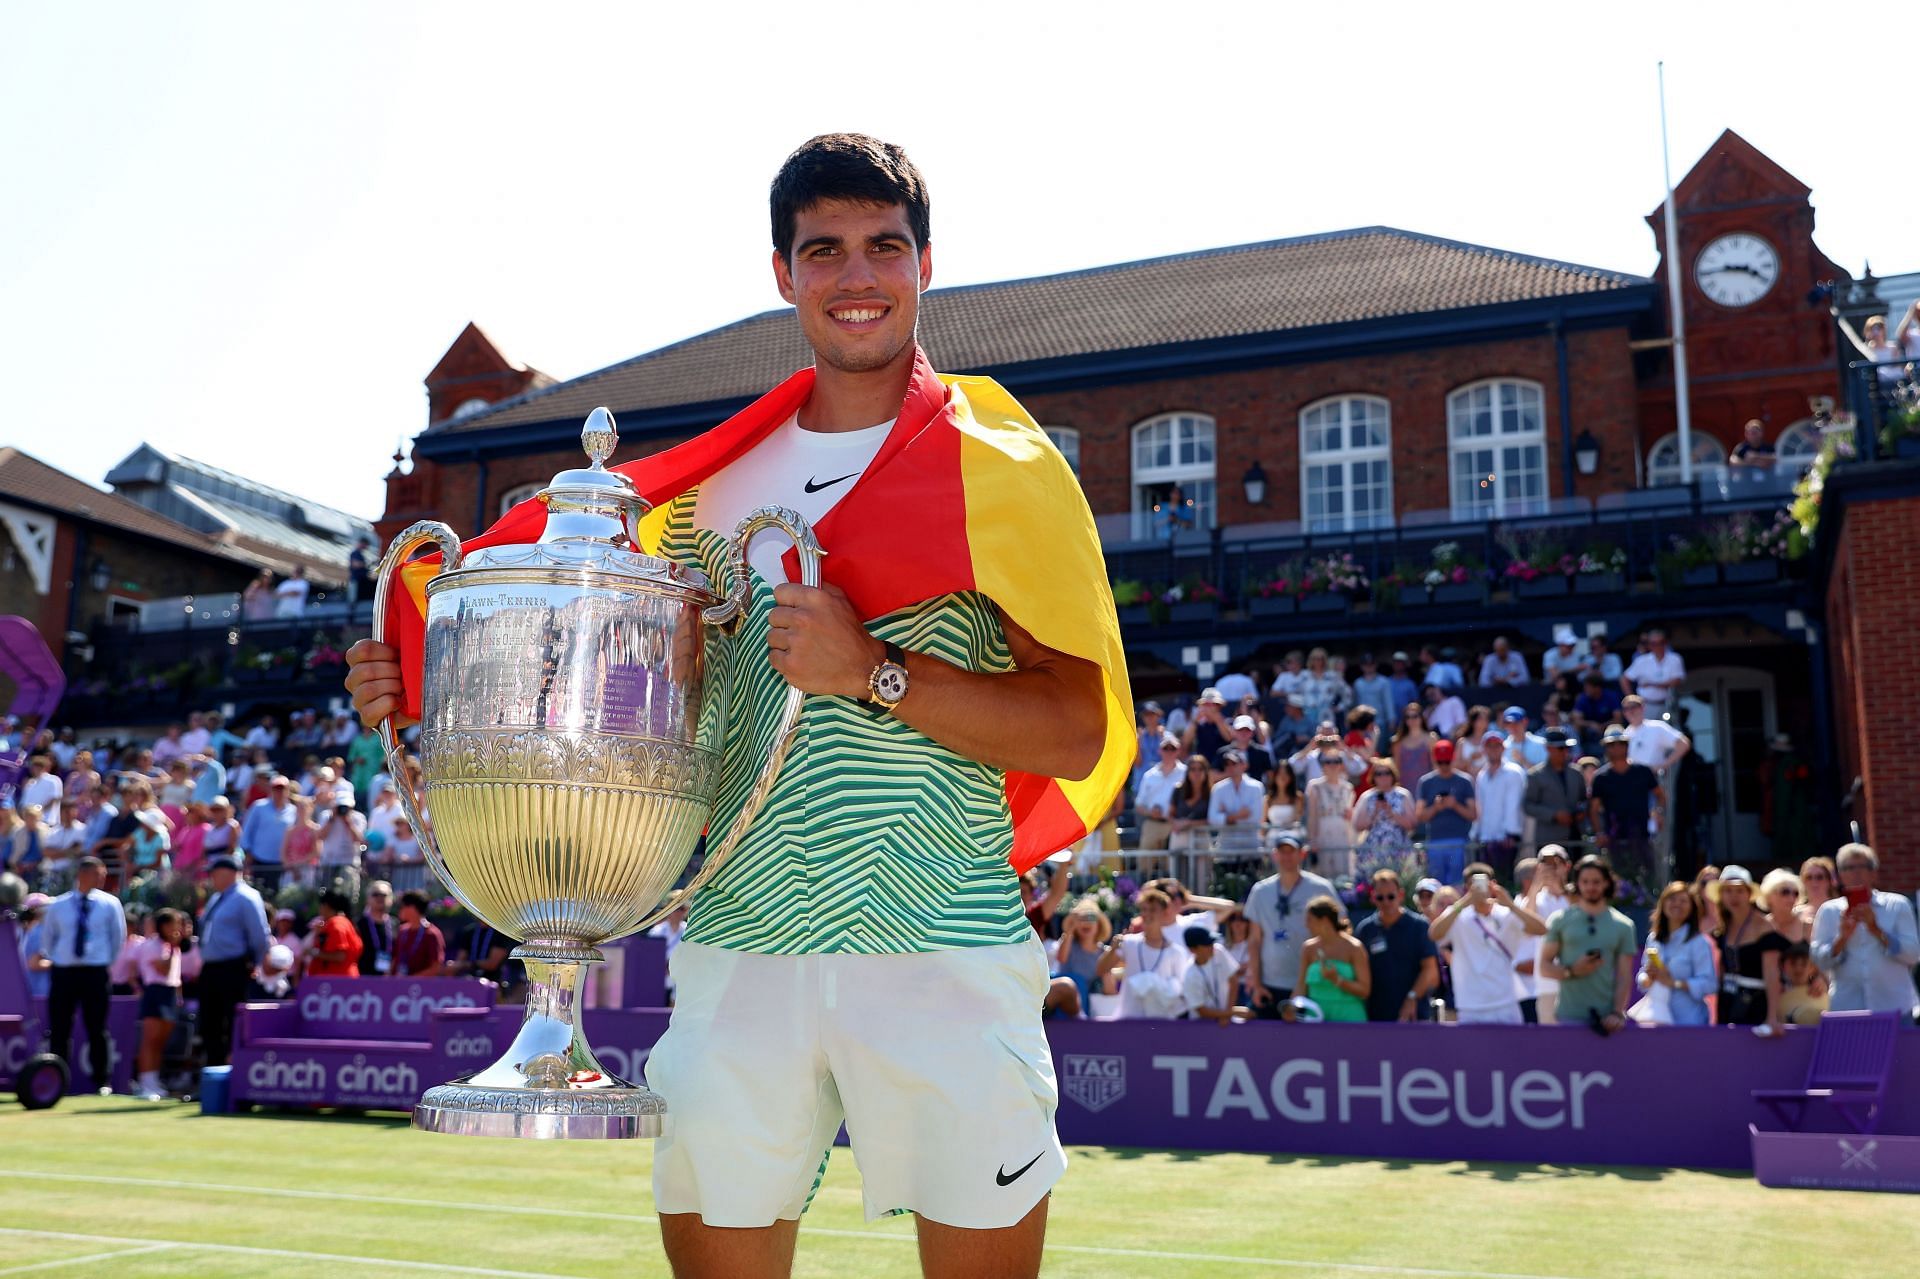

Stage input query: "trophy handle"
[
  {"left": 367, "top": 520, "right": 482, "bottom": 919},
  {"left": 630, "top": 506, "right": 824, "bottom": 930}
]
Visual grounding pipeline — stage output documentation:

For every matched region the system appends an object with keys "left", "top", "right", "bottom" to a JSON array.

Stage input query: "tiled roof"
[
  {"left": 433, "top": 226, "right": 1649, "bottom": 434},
  {"left": 0, "top": 448, "right": 231, "bottom": 557},
  {"left": 0, "top": 449, "right": 345, "bottom": 582}
]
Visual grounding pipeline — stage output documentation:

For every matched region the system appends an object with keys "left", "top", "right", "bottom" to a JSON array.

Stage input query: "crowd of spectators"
[
  {"left": 1, "top": 703, "right": 512, "bottom": 1101},
  {"left": 1024, "top": 841, "right": 1918, "bottom": 1032}
]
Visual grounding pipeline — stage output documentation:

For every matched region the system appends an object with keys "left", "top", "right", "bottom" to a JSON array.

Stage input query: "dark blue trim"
[{"left": 412, "top": 285, "right": 1661, "bottom": 463}]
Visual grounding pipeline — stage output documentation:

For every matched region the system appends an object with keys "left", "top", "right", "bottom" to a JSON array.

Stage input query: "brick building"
[{"left": 378, "top": 130, "right": 1913, "bottom": 885}]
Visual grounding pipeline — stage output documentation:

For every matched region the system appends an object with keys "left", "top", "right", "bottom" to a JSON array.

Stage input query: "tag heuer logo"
[{"left": 1062, "top": 1054, "right": 1127, "bottom": 1112}]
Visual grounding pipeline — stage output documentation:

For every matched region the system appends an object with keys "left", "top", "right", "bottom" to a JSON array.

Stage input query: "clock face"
[{"left": 1694, "top": 233, "right": 1779, "bottom": 308}]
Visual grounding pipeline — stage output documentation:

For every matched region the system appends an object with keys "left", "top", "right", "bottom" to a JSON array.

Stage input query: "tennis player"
[{"left": 349, "top": 134, "right": 1131, "bottom": 1279}]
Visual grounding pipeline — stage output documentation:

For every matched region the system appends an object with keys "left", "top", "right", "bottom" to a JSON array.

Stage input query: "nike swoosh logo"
[
  {"left": 804, "top": 472, "right": 858, "bottom": 494},
  {"left": 995, "top": 1153, "right": 1045, "bottom": 1187}
]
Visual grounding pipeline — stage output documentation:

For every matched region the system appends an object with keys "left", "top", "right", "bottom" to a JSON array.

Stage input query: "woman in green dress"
[{"left": 1299, "top": 895, "right": 1371, "bottom": 1022}]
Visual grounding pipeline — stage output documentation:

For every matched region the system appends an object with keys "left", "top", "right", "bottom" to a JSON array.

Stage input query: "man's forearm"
[{"left": 889, "top": 651, "right": 1104, "bottom": 780}]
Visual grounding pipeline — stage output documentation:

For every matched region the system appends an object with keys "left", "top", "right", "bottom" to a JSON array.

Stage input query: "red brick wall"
[
  {"left": 1020, "top": 327, "right": 1640, "bottom": 525},
  {"left": 1825, "top": 494, "right": 1920, "bottom": 891}
]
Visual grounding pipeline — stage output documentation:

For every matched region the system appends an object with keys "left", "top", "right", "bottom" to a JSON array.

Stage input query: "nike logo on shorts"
[
  {"left": 804, "top": 472, "right": 858, "bottom": 494},
  {"left": 995, "top": 1153, "right": 1044, "bottom": 1186}
]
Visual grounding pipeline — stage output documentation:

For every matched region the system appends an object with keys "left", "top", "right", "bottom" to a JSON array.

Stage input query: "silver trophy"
[{"left": 370, "top": 407, "right": 821, "bottom": 1139}]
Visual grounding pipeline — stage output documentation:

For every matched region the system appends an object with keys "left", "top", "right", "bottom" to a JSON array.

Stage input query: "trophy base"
[
  {"left": 414, "top": 1078, "right": 666, "bottom": 1140},
  {"left": 412, "top": 943, "right": 665, "bottom": 1140}
]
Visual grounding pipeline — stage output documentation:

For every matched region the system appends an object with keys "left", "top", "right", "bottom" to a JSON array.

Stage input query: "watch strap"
[{"left": 883, "top": 641, "right": 906, "bottom": 669}]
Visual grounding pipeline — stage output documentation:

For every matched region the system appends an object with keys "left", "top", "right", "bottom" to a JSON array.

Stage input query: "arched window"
[
  {"left": 1447, "top": 379, "right": 1548, "bottom": 519},
  {"left": 1299, "top": 395, "right": 1392, "bottom": 532},
  {"left": 1043, "top": 426, "right": 1081, "bottom": 477},
  {"left": 1645, "top": 433, "right": 1728, "bottom": 487},
  {"left": 451, "top": 397, "right": 492, "bottom": 421},
  {"left": 498, "top": 481, "right": 544, "bottom": 519},
  {"left": 1131, "top": 412, "right": 1215, "bottom": 539},
  {"left": 1772, "top": 420, "right": 1821, "bottom": 474}
]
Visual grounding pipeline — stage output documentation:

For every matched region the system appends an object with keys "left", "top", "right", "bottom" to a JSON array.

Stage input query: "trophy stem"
[{"left": 412, "top": 941, "right": 668, "bottom": 1139}]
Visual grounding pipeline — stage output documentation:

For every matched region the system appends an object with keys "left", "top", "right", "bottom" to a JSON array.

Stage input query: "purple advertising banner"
[
  {"left": 231, "top": 995, "right": 1920, "bottom": 1172},
  {"left": 17, "top": 996, "right": 140, "bottom": 1095},
  {"left": 291, "top": 977, "right": 491, "bottom": 1040}
]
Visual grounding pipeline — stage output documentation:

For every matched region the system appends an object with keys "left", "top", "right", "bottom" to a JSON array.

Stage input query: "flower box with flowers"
[
  {"left": 1295, "top": 553, "right": 1369, "bottom": 613},
  {"left": 1422, "top": 543, "right": 1487, "bottom": 604},
  {"left": 1165, "top": 577, "right": 1223, "bottom": 623},
  {"left": 1247, "top": 570, "right": 1301, "bottom": 617},
  {"left": 1505, "top": 560, "right": 1570, "bottom": 598},
  {"left": 1722, "top": 558, "right": 1780, "bottom": 584},
  {"left": 1111, "top": 579, "right": 1154, "bottom": 626}
]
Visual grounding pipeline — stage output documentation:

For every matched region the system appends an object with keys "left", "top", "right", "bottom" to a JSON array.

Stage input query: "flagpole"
[{"left": 1658, "top": 61, "right": 1694, "bottom": 486}]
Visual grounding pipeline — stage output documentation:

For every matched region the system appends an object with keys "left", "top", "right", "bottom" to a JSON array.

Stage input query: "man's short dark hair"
[
  {"left": 770, "top": 133, "right": 931, "bottom": 260},
  {"left": 319, "top": 889, "right": 352, "bottom": 913},
  {"left": 399, "top": 889, "right": 430, "bottom": 914},
  {"left": 77, "top": 856, "right": 105, "bottom": 876}
]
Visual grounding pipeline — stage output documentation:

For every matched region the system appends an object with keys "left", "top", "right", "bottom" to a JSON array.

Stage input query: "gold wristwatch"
[{"left": 865, "top": 640, "right": 910, "bottom": 711}]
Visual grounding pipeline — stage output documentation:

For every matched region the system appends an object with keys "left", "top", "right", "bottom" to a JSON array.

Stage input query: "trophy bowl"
[{"left": 371, "top": 408, "right": 821, "bottom": 1139}]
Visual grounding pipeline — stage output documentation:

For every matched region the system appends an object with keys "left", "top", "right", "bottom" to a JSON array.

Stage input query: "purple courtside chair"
[{"left": 1752, "top": 1010, "right": 1899, "bottom": 1136}]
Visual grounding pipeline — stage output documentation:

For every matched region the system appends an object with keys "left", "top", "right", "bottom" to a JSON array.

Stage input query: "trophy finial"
[{"left": 582, "top": 408, "right": 618, "bottom": 470}]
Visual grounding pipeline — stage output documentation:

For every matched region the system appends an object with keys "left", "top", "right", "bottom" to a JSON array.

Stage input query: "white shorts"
[{"left": 645, "top": 937, "right": 1065, "bottom": 1229}]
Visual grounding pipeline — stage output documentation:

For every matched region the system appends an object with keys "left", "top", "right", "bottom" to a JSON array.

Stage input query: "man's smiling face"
[{"left": 773, "top": 198, "right": 930, "bottom": 377}]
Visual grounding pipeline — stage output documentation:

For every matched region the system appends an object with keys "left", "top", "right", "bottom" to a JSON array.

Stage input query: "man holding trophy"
[{"left": 347, "top": 134, "right": 1131, "bottom": 1278}]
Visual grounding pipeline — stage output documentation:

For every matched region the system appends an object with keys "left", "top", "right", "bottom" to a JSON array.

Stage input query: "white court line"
[
  {"left": 0, "top": 1171, "right": 1596, "bottom": 1279},
  {"left": 0, "top": 1245, "right": 177, "bottom": 1276},
  {"left": 0, "top": 1228, "right": 594, "bottom": 1279}
]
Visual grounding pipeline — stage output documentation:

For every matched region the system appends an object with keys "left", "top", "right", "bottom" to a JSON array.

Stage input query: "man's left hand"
[{"left": 768, "top": 583, "right": 883, "bottom": 699}]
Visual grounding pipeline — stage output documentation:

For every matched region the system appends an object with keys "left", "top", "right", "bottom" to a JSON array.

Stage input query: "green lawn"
[{"left": 0, "top": 1097, "right": 1914, "bottom": 1278}]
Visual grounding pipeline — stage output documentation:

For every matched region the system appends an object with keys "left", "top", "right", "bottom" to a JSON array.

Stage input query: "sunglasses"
[
  {"left": 1159, "top": 745, "right": 1179, "bottom": 753},
  {"left": 1776, "top": 888, "right": 1799, "bottom": 898}
]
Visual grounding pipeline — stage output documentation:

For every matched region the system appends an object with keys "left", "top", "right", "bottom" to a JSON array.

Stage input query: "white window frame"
[
  {"left": 1447, "top": 379, "right": 1549, "bottom": 519},
  {"left": 1043, "top": 426, "right": 1081, "bottom": 477},
  {"left": 1299, "top": 395, "right": 1393, "bottom": 532},
  {"left": 1645, "top": 432, "right": 1728, "bottom": 487},
  {"left": 1130, "top": 412, "right": 1216, "bottom": 539},
  {"left": 498, "top": 481, "right": 545, "bottom": 518},
  {"left": 1771, "top": 420, "right": 1821, "bottom": 474}
]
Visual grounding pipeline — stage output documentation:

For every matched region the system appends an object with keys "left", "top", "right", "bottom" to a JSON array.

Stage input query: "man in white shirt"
[
  {"left": 1207, "top": 750, "right": 1263, "bottom": 853},
  {"left": 1268, "top": 650, "right": 1307, "bottom": 702},
  {"left": 1478, "top": 637, "right": 1530, "bottom": 687},
  {"left": 1540, "top": 626, "right": 1588, "bottom": 682},
  {"left": 1132, "top": 733, "right": 1185, "bottom": 853},
  {"left": 1213, "top": 665, "right": 1258, "bottom": 710},
  {"left": 36, "top": 857, "right": 128, "bottom": 1092},
  {"left": 274, "top": 567, "right": 311, "bottom": 619},
  {"left": 1621, "top": 630, "right": 1685, "bottom": 712},
  {"left": 243, "top": 717, "right": 279, "bottom": 752},
  {"left": 1427, "top": 864, "right": 1548, "bottom": 1024},
  {"left": 1425, "top": 684, "right": 1467, "bottom": 739},
  {"left": 18, "top": 753, "right": 63, "bottom": 827},
  {"left": 1471, "top": 732, "right": 1527, "bottom": 879},
  {"left": 177, "top": 712, "right": 211, "bottom": 758},
  {"left": 1514, "top": 847, "right": 1572, "bottom": 1023},
  {"left": 1622, "top": 696, "right": 1688, "bottom": 772}
]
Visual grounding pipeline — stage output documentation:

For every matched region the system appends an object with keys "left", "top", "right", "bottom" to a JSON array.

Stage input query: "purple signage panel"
[
  {"left": 1750, "top": 1127, "right": 1920, "bottom": 1193},
  {"left": 237, "top": 1043, "right": 428, "bottom": 1109},
  {"left": 22, "top": 995, "right": 139, "bottom": 1095},
  {"left": 293, "top": 977, "right": 490, "bottom": 1041},
  {"left": 1049, "top": 1021, "right": 1920, "bottom": 1170}
]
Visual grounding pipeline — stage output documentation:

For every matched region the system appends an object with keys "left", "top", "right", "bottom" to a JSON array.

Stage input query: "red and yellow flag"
[{"left": 383, "top": 346, "right": 1133, "bottom": 872}]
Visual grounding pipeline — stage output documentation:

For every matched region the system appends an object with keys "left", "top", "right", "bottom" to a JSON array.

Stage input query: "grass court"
[{"left": 1, "top": 1097, "right": 1914, "bottom": 1277}]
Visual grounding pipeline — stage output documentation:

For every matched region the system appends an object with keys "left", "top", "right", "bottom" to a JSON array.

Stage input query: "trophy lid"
[{"left": 537, "top": 408, "right": 649, "bottom": 549}]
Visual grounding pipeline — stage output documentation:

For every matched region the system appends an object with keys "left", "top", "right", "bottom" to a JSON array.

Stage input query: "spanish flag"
[{"left": 383, "top": 346, "right": 1134, "bottom": 873}]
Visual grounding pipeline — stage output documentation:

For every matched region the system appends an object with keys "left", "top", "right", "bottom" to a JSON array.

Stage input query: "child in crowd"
[
  {"left": 1053, "top": 898, "right": 1113, "bottom": 1014},
  {"left": 133, "top": 907, "right": 186, "bottom": 1101},
  {"left": 1778, "top": 942, "right": 1830, "bottom": 1026}
]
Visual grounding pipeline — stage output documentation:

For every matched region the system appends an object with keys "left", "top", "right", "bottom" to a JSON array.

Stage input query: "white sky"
[{"left": 4, "top": 3, "right": 1909, "bottom": 520}]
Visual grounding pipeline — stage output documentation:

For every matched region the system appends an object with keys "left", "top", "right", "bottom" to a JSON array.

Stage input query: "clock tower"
[{"left": 1637, "top": 129, "right": 1849, "bottom": 468}]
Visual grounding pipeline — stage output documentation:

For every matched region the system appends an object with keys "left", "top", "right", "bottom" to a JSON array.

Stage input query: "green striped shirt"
[{"left": 656, "top": 491, "right": 1029, "bottom": 955}]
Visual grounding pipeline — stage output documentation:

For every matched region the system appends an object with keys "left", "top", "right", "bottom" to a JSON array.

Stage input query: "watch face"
[
  {"left": 1693, "top": 233, "right": 1779, "bottom": 308},
  {"left": 875, "top": 666, "right": 909, "bottom": 703}
]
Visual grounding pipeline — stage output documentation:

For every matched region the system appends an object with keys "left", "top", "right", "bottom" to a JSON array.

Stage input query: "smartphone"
[
  {"left": 1845, "top": 886, "right": 1873, "bottom": 910},
  {"left": 1584, "top": 949, "right": 1603, "bottom": 961}
]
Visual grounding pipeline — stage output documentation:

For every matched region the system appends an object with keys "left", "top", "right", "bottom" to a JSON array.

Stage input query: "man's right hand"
[
  {"left": 1252, "top": 986, "right": 1273, "bottom": 1008},
  {"left": 344, "top": 640, "right": 414, "bottom": 731},
  {"left": 1570, "top": 953, "right": 1604, "bottom": 978}
]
